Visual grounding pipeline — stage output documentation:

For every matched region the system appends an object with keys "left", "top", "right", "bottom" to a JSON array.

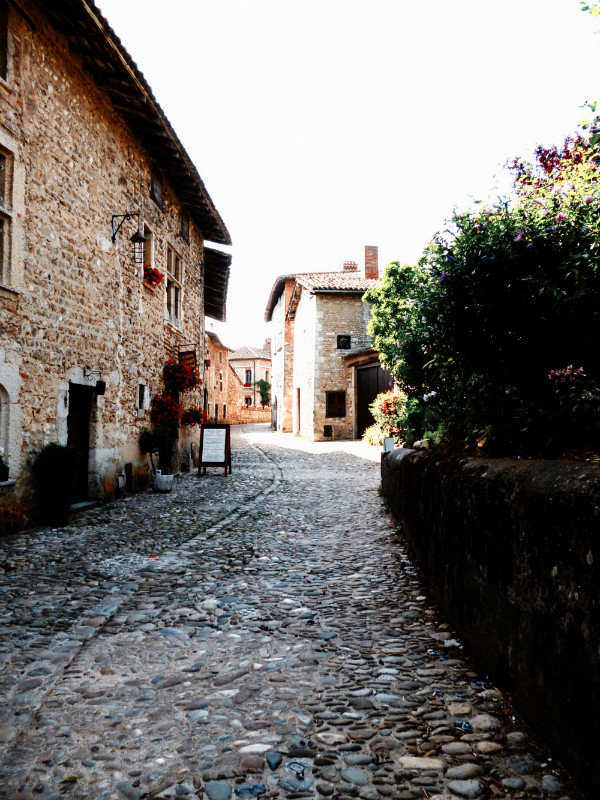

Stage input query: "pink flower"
[
  {"left": 514, "top": 229, "right": 525, "bottom": 243},
  {"left": 556, "top": 212, "right": 567, "bottom": 223},
  {"left": 585, "top": 194, "right": 596, "bottom": 204}
]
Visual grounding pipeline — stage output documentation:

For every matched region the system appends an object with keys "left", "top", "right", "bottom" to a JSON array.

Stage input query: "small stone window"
[
  {"left": 0, "top": 2, "right": 8, "bottom": 83},
  {"left": 143, "top": 224, "right": 153, "bottom": 267},
  {"left": 326, "top": 391, "right": 346, "bottom": 418},
  {"left": 337, "top": 335, "right": 351, "bottom": 350},
  {"left": 138, "top": 384, "right": 146, "bottom": 410},
  {"left": 0, "top": 146, "right": 14, "bottom": 286},
  {"left": 166, "top": 245, "right": 183, "bottom": 329},
  {"left": 150, "top": 169, "right": 163, "bottom": 208},
  {"left": 180, "top": 208, "right": 190, "bottom": 242},
  {"left": 323, "top": 425, "right": 332, "bottom": 437}
]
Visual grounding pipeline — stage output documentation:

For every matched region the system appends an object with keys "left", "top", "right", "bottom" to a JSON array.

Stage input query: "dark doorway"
[
  {"left": 271, "top": 396, "right": 277, "bottom": 430},
  {"left": 356, "top": 363, "right": 393, "bottom": 438},
  {"left": 67, "top": 383, "right": 95, "bottom": 503}
]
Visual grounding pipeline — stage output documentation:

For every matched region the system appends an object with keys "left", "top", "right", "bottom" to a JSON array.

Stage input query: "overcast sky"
[{"left": 98, "top": 0, "right": 600, "bottom": 349}]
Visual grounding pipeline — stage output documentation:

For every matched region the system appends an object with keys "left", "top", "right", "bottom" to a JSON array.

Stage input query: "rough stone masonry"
[{"left": 0, "top": 425, "right": 583, "bottom": 800}]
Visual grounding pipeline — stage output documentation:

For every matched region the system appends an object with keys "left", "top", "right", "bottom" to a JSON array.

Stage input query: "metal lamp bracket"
[{"left": 111, "top": 212, "right": 139, "bottom": 243}]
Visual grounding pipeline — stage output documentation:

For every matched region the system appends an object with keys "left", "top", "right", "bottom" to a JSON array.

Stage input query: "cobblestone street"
[{"left": 0, "top": 424, "right": 581, "bottom": 800}]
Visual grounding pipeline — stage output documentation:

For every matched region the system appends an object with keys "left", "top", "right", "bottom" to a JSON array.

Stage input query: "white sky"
[{"left": 98, "top": 0, "right": 600, "bottom": 349}]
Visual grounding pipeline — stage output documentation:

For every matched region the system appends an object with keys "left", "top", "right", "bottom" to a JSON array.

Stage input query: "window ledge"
[
  {"left": 0, "top": 478, "right": 16, "bottom": 489},
  {"left": 165, "top": 321, "right": 183, "bottom": 334},
  {"left": 0, "top": 282, "right": 19, "bottom": 298},
  {"left": 143, "top": 279, "right": 159, "bottom": 292}
]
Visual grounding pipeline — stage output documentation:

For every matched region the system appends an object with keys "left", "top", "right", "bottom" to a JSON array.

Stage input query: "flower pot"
[{"left": 153, "top": 472, "right": 174, "bottom": 493}]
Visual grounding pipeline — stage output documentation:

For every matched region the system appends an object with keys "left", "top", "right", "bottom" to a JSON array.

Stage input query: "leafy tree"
[{"left": 254, "top": 379, "right": 271, "bottom": 407}]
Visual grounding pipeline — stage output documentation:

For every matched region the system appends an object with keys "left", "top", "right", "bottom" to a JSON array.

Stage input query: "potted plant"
[
  {"left": 31, "top": 443, "right": 77, "bottom": 526},
  {"left": 139, "top": 427, "right": 175, "bottom": 492}
]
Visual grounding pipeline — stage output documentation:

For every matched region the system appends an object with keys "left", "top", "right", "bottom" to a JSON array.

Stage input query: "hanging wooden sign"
[
  {"left": 198, "top": 424, "right": 231, "bottom": 476},
  {"left": 178, "top": 349, "right": 197, "bottom": 370}
]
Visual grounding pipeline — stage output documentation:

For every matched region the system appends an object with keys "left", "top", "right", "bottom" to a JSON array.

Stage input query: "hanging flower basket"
[
  {"left": 163, "top": 357, "right": 201, "bottom": 393},
  {"left": 150, "top": 392, "right": 182, "bottom": 428},
  {"left": 143, "top": 265, "right": 165, "bottom": 287},
  {"left": 181, "top": 407, "right": 208, "bottom": 426}
]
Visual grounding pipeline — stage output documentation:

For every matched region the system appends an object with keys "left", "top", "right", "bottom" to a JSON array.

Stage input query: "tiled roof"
[
  {"left": 265, "top": 271, "right": 381, "bottom": 321},
  {"left": 295, "top": 272, "right": 380, "bottom": 292},
  {"left": 229, "top": 345, "right": 271, "bottom": 361},
  {"left": 206, "top": 331, "right": 234, "bottom": 352}
]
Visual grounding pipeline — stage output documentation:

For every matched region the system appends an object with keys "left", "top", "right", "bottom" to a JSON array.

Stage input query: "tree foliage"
[
  {"left": 254, "top": 379, "right": 271, "bottom": 407},
  {"left": 365, "top": 119, "right": 600, "bottom": 455}
]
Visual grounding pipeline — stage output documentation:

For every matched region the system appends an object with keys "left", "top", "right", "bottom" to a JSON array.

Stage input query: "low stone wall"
[
  {"left": 382, "top": 448, "right": 600, "bottom": 797},
  {"left": 231, "top": 407, "right": 271, "bottom": 425}
]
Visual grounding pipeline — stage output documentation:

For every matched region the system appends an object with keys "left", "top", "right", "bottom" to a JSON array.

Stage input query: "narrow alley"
[{"left": 0, "top": 425, "right": 580, "bottom": 800}]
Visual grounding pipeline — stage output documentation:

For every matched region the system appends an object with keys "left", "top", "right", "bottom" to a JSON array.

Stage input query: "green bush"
[{"left": 365, "top": 122, "right": 600, "bottom": 455}]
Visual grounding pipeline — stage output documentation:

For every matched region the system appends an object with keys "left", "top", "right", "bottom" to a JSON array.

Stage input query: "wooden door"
[{"left": 356, "top": 364, "right": 393, "bottom": 438}]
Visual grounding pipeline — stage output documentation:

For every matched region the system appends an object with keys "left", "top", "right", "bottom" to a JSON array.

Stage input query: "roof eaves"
[{"left": 38, "top": 0, "right": 231, "bottom": 246}]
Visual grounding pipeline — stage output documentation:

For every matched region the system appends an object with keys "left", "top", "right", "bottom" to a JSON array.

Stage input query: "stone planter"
[{"left": 153, "top": 471, "right": 174, "bottom": 493}]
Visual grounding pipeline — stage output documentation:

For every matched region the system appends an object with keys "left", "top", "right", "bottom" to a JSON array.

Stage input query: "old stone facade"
[
  {"left": 229, "top": 343, "right": 271, "bottom": 408},
  {"left": 205, "top": 330, "right": 235, "bottom": 424},
  {"left": 0, "top": 1, "right": 231, "bottom": 532},
  {"left": 266, "top": 247, "right": 383, "bottom": 441}
]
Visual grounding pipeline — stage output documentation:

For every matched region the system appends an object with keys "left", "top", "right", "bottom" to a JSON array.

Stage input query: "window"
[
  {"left": 245, "top": 369, "right": 252, "bottom": 385},
  {"left": 150, "top": 169, "right": 163, "bottom": 207},
  {"left": 245, "top": 396, "right": 252, "bottom": 407},
  {"left": 0, "top": 2, "right": 8, "bottom": 82},
  {"left": 219, "top": 352, "right": 222, "bottom": 363},
  {"left": 0, "top": 147, "right": 13, "bottom": 286},
  {"left": 265, "top": 370, "right": 269, "bottom": 382},
  {"left": 142, "top": 224, "right": 153, "bottom": 267},
  {"left": 180, "top": 208, "right": 190, "bottom": 242},
  {"left": 166, "top": 245, "right": 183, "bottom": 329},
  {"left": 219, "top": 372, "right": 223, "bottom": 392},
  {"left": 326, "top": 390, "right": 346, "bottom": 418},
  {"left": 223, "top": 404, "right": 226, "bottom": 419},
  {"left": 138, "top": 384, "right": 146, "bottom": 410},
  {"left": 337, "top": 335, "right": 351, "bottom": 350}
]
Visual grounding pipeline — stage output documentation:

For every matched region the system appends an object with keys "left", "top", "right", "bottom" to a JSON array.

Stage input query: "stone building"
[
  {"left": 265, "top": 246, "right": 391, "bottom": 441},
  {"left": 204, "top": 330, "right": 238, "bottom": 424},
  {"left": 229, "top": 343, "right": 271, "bottom": 408},
  {"left": 0, "top": 0, "right": 231, "bottom": 531}
]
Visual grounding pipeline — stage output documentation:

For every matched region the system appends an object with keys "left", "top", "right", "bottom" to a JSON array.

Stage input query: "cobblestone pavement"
[{"left": 0, "top": 424, "right": 581, "bottom": 800}]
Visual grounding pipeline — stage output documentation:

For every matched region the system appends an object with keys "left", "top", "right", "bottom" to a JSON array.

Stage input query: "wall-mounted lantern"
[{"left": 111, "top": 213, "right": 146, "bottom": 263}]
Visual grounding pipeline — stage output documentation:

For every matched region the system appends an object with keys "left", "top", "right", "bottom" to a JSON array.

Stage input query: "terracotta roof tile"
[
  {"left": 229, "top": 345, "right": 271, "bottom": 361},
  {"left": 295, "top": 272, "right": 380, "bottom": 292}
]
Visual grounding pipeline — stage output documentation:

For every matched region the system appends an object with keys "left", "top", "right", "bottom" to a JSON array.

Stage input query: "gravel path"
[{"left": 0, "top": 424, "right": 581, "bottom": 800}]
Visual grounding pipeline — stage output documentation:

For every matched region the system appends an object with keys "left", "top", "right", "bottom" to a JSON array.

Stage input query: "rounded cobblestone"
[{"left": 0, "top": 424, "right": 583, "bottom": 799}]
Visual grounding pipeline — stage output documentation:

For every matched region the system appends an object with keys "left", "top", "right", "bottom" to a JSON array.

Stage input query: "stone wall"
[
  {"left": 292, "top": 289, "right": 316, "bottom": 438},
  {"left": 381, "top": 448, "right": 600, "bottom": 796},
  {"left": 270, "top": 288, "right": 293, "bottom": 432},
  {"left": 0, "top": 3, "right": 209, "bottom": 530},
  {"left": 233, "top": 406, "right": 271, "bottom": 424}
]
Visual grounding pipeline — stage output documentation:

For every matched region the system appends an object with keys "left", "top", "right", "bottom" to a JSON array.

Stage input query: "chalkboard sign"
[{"left": 198, "top": 424, "right": 231, "bottom": 476}]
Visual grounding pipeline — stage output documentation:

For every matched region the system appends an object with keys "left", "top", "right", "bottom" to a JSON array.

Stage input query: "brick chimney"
[
  {"left": 343, "top": 260, "right": 358, "bottom": 272},
  {"left": 365, "top": 245, "right": 379, "bottom": 279}
]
